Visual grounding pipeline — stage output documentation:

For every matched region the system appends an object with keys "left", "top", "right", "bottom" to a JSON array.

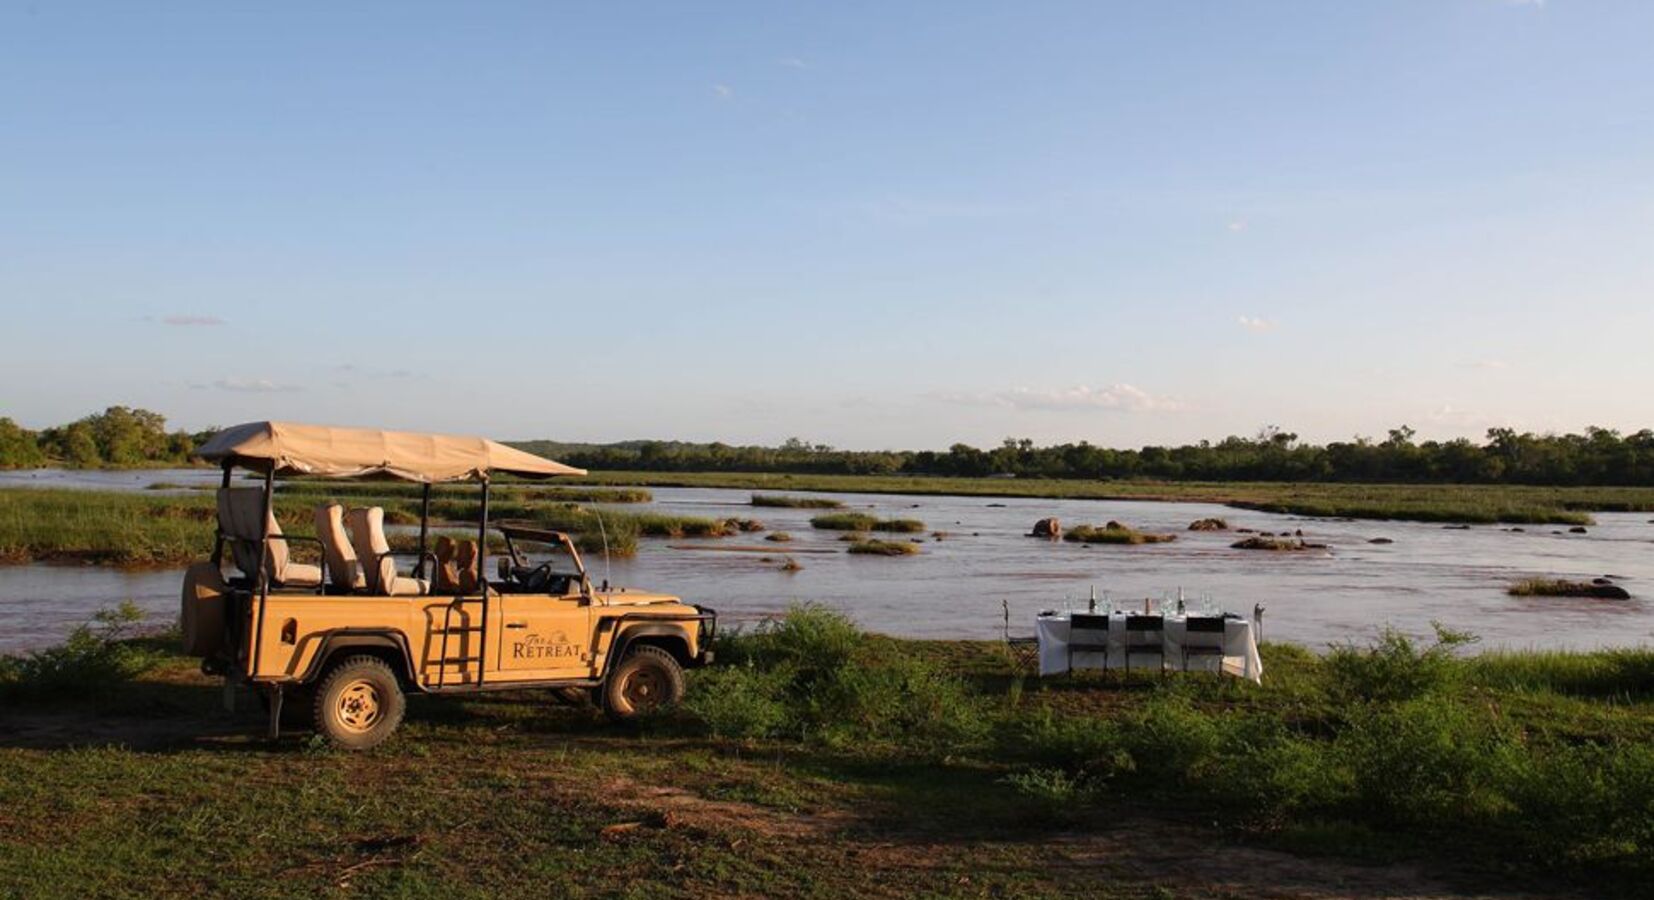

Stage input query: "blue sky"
[{"left": 3, "top": 1, "right": 1652, "bottom": 449}]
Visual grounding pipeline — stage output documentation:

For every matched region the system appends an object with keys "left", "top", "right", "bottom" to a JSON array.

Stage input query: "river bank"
[{"left": 0, "top": 607, "right": 1648, "bottom": 898}]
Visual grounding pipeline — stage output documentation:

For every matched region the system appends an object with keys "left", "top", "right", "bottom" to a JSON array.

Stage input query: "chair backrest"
[
  {"left": 454, "top": 540, "right": 480, "bottom": 594},
  {"left": 1184, "top": 616, "right": 1227, "bottom": 648},
  {"left": 1125, "top": 615, "right": 1164, "bottom": 633},
  {"left": 314, "top": 503, "right": 359, "bottom": 591},
  {"left": 1069, "top": 613, "right": 1112, "bottom": 645},
  {"left": 346, "top": 506, "right": 395, "bottom": 594},
  {"left": 432, "top": 535, "right": 461, "bottom": 594},
  {"left": 217, "top": 487, "right": 287, "bottom": 583}
]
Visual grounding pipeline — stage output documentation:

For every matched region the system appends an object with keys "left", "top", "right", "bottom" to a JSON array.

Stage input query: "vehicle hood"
[{"left": 594, "top": 590, "right": 685, "bottom": 608}]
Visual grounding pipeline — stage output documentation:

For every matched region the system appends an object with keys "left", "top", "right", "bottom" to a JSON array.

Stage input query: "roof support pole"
[
  {"left": 477, "top": 478, "right": 490, "bottom": 687},
  {"left": 414, "top": 482, "right": 431, "bottom": 579},
  {"left": 249, "top": 467, "right": 274, "bottom": 678}
]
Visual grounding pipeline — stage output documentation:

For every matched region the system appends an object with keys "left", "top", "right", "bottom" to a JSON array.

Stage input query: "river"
[{"left": 2, "top": 469, "right": 1651, "bottom": 654}]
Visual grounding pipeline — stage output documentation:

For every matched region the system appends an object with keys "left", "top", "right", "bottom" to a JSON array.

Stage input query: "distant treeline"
[
  {"left": 8, "top": 410, "right": 1654, "bottom": 487},
  {"left": 518, "top": 426, "right": 1654, "bottom": 487},
  {"left": 0, "top": 408, "right": 211, "bottom": 469}
]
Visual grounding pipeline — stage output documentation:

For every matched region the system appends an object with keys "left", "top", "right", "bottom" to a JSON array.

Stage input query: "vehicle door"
[{"left": 493, "top": 576, "right": 596, "bottom": 681}]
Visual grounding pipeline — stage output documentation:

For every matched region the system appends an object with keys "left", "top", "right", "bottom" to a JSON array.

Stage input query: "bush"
[
  {"left": 0, "top": 602, "right": 164, "bottom": 700},
  {"left": 1322, "top": 623, "right": 1475, "bottom": 703},
  {"left": 681, "top": 663, "right": 789, "bottom": 739},
  {"left": 692, "top": 606, "right": 985, "bottom": 750},
  {"left": 1335, "top": 696, "right": 1514, "bottom": 828}
]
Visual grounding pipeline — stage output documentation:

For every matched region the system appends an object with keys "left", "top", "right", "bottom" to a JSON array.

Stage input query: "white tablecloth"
[{"left": 1034, "top": 613, "right": 1263, "bottom": 683}]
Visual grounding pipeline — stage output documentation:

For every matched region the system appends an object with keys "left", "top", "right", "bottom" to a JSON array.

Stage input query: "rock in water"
[{"left": 1030, "top": 517, "right": 1061, "bottom": 538}]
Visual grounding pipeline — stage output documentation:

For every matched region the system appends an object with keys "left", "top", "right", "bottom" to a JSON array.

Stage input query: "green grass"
[
  {"left": 0, "top": 487, "right": 722, "bottom": 566},
  {"left": 809, "top": 512, "right": 926, "bottom": 533},
  {"left": 1062, "top": 524, "right": 1177, "bottom": 545},
  {"left": 751, "top": 494, "right": 844, "bottom": 509},
  {"left": 1508, "top": 578, "right": 1631, "bottom": 599},
  {"left": 4, "top": 605, "right": 1654, "bottom": 896},
  {"left": 845, "top": 539, "right": 921, "bottom": 556},
  {"left": 571, "top": 471, "right": 1645, "bottom": 524}
]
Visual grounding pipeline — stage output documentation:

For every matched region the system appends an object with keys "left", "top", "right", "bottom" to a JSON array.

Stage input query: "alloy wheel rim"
[{"left": 337, "top": 680, "right": 382, "bottom": 733}]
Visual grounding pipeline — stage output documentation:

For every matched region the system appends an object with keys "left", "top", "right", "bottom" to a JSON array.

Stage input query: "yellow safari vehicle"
[{"left": 179, "top": 421, "right": 715, "bottom": 749}]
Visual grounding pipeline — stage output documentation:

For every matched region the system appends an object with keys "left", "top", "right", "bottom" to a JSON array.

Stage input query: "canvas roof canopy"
[{"left": 195, "top": 421, "right": 586, "bottom": 483}]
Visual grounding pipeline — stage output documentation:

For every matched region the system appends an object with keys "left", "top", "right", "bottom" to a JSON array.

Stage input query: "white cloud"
[
  {"left": 777, "top": 57, "right": 808, "bottom": 69},
  {"left": 157, "top": 314, "right": 224, "bottom": 326},
  {"left": 1236, "top": 315, "right": 1275, "bottom": 333},
  {"left": 712, "top": 84, "right": 733, "bottom": 99},
  {"left": 1462, "top": 359, "right": 1509, "bottom": 370},
  {"left": 932, "top": 383, "right": 1184, "bottom": 413},
  {"left": 1227, "top": 220, "right": 1247, "bottom": 232},
  {"left": 201, "top": 378, "right": 302, "bottom": 393}
]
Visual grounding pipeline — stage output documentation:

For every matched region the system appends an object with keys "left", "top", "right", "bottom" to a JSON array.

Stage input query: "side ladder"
[{"left": 436, "top": 597, "right": 487, "bottom": 689}]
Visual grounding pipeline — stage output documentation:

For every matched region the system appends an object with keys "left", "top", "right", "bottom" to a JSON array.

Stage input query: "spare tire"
[{"left": 180, "top": 562, "right": 228, "bottom": 657}]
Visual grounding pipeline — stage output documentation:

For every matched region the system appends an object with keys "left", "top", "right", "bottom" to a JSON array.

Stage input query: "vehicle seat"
[
  {"left": 346, "top": 506, "right": 428, "bottom": 596},
  {"left": 315, "top": 503, "right": 365, "bottom": 592},
  {"left": 455, "top": 539, "right": 480, "bottom": 594},
  {"left": 216, "top": 487, "right": 322, "bottom": 588},
  {"left": 432, "top": 535, "right": 461, "bottom": 594}
]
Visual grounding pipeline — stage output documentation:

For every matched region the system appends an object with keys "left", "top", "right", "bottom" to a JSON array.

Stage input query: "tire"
[
  {"left": 602, "top": 645, "right": 685, "bottom": 722},
  {"left": 313, "top": 655, "right": 406, "bottom": 751}
]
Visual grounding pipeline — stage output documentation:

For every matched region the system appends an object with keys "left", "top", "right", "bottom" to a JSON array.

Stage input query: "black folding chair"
[
  {"left": 1124, "top": 615, "right": 1165, "bottom": 675},
  {"left": 1182, "top": 616, "right": 1227, "bottom": 674},
  {"left": 1067, "top": 613, "right": 1113, "bottom": 675}
]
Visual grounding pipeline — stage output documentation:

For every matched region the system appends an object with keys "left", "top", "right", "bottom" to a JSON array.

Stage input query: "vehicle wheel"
[
  {"left": 552, "top": 686, "right": 594, "bottom": 707},
  {"left": 313, "top": 655, "right": 406, "bottom": 750},
  {"left": 602, "top": 646, "right": 685, "bottom": 722}
]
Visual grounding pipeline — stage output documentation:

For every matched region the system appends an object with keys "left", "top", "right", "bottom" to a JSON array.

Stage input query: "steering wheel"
[{"left": 516, "top": 562, "right": 554, "bottom": 592}]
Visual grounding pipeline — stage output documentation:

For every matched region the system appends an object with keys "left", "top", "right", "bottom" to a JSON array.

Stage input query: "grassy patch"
[
  {"left": 1509, "top": 578, "right": 1632, "bottom": 599},
  {"left": 574, "top": 472, "right": 1633, "bottom": 524},
  {"left": 751, "top": 494, "right": 844, "bottom": 509},
  {"left": 810, "top": 512, "right": 926, "bottom": 533},
  {"left": 1062, "top": 524, "right": 1176, "bottom": 545},
  {"left": 6, "top": 608, "right": 1654, "bottom": 895},
  {"left": 846, "top": 539, "right": 920, "bottom": 556},
  {"left": 1231, "top": 535, "right": 1325, "bottom": 551},
  {"left": 0, "top": 487, "right": 718, "bottom": 566}
]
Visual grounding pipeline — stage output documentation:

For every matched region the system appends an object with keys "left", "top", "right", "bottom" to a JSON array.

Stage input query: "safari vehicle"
[{"left": 179, "top": 421, "right": 715, "bottom": 750}]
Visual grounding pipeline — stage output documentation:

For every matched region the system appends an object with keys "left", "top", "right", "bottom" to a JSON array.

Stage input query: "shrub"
[
  {"left": 0, "top": 602, "right": 164, "bottom": 700},
  {"left": 1335, "top": 696, "right": 1515, "bottom": 828},
  {"left": 1322, "top": 623, "right": 1475, "bottom": 703},
  {"left": 681, "top": 663, "right": 789, "bottom": 739},
  {"left": 693, "top": 607, "right": 985, "bottom": 750}
]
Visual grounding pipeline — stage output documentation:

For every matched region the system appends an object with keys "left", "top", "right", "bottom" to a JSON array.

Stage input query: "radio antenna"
[{"left": 594, "top": 508, "right": 613, "bottom": 592}]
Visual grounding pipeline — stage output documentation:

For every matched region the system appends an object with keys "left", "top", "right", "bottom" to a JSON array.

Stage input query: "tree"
[{"left": 0, "top": 418, "right": 44, "bottom": 468}]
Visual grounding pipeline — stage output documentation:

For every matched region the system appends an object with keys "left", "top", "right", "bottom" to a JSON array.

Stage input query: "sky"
[{"left": 3, "top": 1, "right": 1652, "bottom": 450}]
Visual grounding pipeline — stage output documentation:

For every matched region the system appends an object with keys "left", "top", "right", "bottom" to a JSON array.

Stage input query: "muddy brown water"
[{"left": 3, "top": 470, "right": 1652, "bottom": 654}]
